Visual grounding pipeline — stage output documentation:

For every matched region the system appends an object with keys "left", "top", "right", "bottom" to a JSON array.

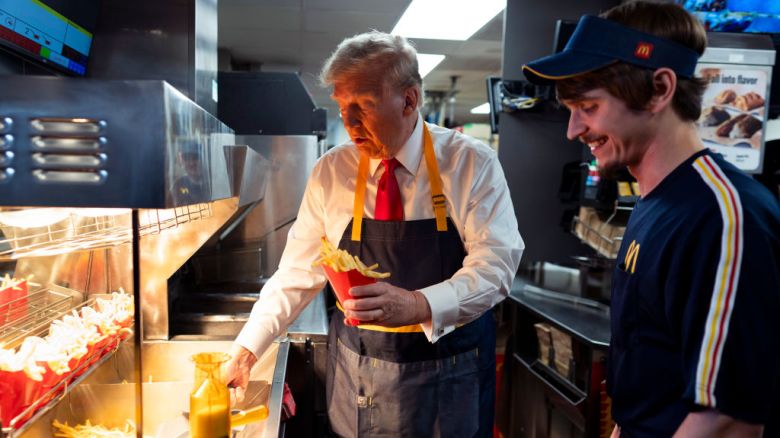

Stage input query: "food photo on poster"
[{"left": 696, "top": 66, "right": 768, "bottom": 171}]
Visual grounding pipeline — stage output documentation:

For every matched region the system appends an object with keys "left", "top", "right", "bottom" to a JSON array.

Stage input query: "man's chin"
[{"left": 356, "top": 144, "right": 384, "bottom": 159}]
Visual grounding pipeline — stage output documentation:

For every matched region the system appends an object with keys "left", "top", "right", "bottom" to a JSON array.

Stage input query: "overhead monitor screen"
[
  {"left": 0, "top": 0, "right": 93, "bottom": 75},
  {"left": 678, "top": 1, "right": 780, "bottom": 33}
]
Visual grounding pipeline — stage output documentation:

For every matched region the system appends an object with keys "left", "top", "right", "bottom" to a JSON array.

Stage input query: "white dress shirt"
[{"left": 236, "top": 114, "right": 524, "bottom": 359}]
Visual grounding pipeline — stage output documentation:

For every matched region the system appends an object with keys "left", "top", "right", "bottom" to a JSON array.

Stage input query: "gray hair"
[{"left": 320, "top": 30, "right": 423, "bottom": 100}]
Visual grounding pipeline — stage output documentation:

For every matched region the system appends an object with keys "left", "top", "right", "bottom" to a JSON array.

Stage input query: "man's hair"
[
  {"left": 319, "top": 30, "right": 423, "bottom": 104},
  {"left": 556, "top": 1, "right": 708, "bottom": 121}
]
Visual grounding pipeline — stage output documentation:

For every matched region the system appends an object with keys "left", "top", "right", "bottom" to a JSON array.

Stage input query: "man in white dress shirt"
[{"left": 226, "top": 30, "right": 524, "bottom": 437}]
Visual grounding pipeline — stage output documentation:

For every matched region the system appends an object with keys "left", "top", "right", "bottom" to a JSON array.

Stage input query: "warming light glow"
[
  {"left": 471, "top": 102, "right": 491, "bottom": 114},
  {"left": 418, "top": 54, "right": 445, "bottom": 78},
  {"left": 392, "top": 0, "right": 506, "bottom": 41}
]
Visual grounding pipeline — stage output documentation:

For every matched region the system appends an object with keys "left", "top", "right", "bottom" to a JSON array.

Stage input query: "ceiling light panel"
[
  {"left": 418, "top": 53, "right": 445, "bottom": 78},
  {"left": 392, "top": 0, "right": 506, "bottom": 41}
]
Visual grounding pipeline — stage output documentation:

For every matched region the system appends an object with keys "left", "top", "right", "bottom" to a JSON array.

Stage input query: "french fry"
[
  {"left": 52, "top": 419, "right": 136, "bottom": 438},
  {"left": 313, "top": 237, "right": 389, "bottom": 278}
]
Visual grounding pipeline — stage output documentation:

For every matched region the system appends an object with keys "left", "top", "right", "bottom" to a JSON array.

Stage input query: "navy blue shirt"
[{"left": 608, "top": 150, "right": 780, "bottom": 437}]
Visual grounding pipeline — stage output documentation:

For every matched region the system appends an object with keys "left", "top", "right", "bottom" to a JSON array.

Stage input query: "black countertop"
[{"left": 509, "top": 277, "right": 611, "bottom": 348}]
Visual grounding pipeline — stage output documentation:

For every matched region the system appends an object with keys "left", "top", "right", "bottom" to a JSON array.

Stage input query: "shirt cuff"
[
  {"left": 235, "top": 319, "right": 277, "bottom": 360},
  {"left": 419, "top": 282, "right": 459, "bottom": 343}
]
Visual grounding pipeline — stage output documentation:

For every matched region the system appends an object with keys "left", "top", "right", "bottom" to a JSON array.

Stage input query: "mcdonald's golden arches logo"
[
  {"left": 624, "top": 240, "right": 640, "bottom": 274},
  {"left": 634, "top": 42, "right": 653, "bottom": 59}
]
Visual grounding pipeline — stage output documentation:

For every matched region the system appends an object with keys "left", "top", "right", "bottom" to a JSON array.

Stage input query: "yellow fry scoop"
[{"left": 230, "top": 404, "right": 269, "bottom": 427}]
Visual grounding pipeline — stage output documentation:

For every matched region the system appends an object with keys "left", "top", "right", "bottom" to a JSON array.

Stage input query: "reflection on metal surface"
[
  {"left": 31, "top": 136, "right": 106, "bottom": 152},
  {"left": 140, "top": 197, "right": 239, "bottom": 340},
  {"left": 0, "top": 211, "right": 130, "bottom": 260},
  {"left": 32, "top": 169, "right": 107, "bottom": 184},
  {"left": 198, "top": 135, "right": 318, "bottom": 280},
  {"left": 0, "top": 151, "right": 12, "bottom": 167},
  {"left": 0, "top": 117, "right": 12, "bottom": 133},
  {"left": 0, "top": 169, "right": 13, "bottom": 183},
  {"left": 0, "top": 134, "right": 13, "bottom": 150},
  {"left": 15, "top": 380, "right": 138, "bottom": 438},
  {"left": 31, "top": 153, "right": 107, "bottom": 169},
  {"left": 0, "top": 78, "right": 235, "bottom": 208},
  {"left": 29, "top": 118, "right": 106, "bottom": 135},
  {"left": 0, "top": 205, "right": 223, "bottom": 262}
]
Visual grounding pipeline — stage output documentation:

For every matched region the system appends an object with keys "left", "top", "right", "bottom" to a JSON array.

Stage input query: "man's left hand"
[{"left": 342, "top": 282, "right": 432, "bottom": 326}]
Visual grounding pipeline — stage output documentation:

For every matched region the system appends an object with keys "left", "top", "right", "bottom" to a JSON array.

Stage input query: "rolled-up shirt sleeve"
[{"left": 419, "top": 149, "right": 524, "bottom": 342}]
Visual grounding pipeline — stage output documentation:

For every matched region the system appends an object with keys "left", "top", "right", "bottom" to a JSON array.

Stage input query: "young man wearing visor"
[{"left": 523, "top": 2, "right": 780, "bottom": 437}]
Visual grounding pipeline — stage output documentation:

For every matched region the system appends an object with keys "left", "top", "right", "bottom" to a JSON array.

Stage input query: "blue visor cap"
[{"left": 523, "top": 15, "right": 700, "bottom": 84}]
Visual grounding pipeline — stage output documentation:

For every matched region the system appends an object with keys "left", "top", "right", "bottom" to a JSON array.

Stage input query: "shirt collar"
[{"left": 369, "top": 113, "right": 423, "bottom": 177}]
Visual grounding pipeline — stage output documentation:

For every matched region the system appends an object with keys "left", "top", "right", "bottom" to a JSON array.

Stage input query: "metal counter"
[
  {"left": 504, "top": 277, "right": 612, "bottom": 437},
  {"left": 509, "top": 277, "right": 610, "bottom": 347}
]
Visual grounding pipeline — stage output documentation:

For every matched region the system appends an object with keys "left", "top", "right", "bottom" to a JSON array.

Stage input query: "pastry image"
[
  {"left": 716, "top": 114, "right": 748, "bottom": 137},
  {"left": 714, "top": 89, "right": 736, "bottom": 105},
  {"left": 734, "top": 92, "right": 764, "bottom": 111},
  {"left": 730, "top": 115, "right": 761, "bottom": 139},
  {"left": 699, "top": 68, "right": 721, "bottom": 82},
  {"left": 700, "top": 106, "right": 730, "bottom": 127}
]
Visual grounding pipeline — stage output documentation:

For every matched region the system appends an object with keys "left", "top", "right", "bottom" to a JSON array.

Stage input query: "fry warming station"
[{"left": 0, "top": 75, "right": 305, "bottom": 437}]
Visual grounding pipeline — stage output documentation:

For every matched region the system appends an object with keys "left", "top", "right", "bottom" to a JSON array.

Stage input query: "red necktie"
[{"left": 374, "top": 158, "right": 403, "bottom": 221}]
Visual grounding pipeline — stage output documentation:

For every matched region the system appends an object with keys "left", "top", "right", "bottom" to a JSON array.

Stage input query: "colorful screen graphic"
[
  {"left": 0, "top": 0, "right": 92, "bottom": 75},
  {"left": 679, "top": 0, "right": 780, "bottom": 33}
]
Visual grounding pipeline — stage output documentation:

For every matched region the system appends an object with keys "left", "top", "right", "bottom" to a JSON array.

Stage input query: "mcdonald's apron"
[{"left": 326, "top": 124, "right": 496, "bottom": 437}]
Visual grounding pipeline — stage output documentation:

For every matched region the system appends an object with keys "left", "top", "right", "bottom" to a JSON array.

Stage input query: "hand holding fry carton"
[{"left": 313, "top": 237, "right": 389, "bottom": 326}]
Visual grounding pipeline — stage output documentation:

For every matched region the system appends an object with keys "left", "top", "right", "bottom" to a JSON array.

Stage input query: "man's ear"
[
  {"left": 403, "top": 86, "right": 420, "bottom": 115},
  {"left": 647, "top": 68, "right": 676, "bottom": 114}
]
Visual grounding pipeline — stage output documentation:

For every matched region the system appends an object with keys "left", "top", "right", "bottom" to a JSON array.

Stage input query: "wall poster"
[{"left": 696, "top": 64, "right": 769, "bottom": 172}]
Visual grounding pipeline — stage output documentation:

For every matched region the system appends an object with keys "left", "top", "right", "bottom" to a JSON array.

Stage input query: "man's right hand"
[{"left": 224, "top": 344, "right": 258, "bottom": 405}]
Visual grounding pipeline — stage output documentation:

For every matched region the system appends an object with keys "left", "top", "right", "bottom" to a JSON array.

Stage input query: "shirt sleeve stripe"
[{"left": 691, "top": 155, "right": 744, "bottom": 407}]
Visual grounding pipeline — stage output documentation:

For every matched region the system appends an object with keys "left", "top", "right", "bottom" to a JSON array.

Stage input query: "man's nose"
[
  {"left": 344, "top": 108, "right": 361, "bottom": 127},
  {"left": 566, "top": 111, "right": 586, "bottom": 141}
]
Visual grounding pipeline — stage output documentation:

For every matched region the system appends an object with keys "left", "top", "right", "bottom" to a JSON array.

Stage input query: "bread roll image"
[
  {"left": 698, "top": 68, "right": 721, "bottom": 82},
  {"left": 734, "top": 92, "right": 765, "bottom": 111},
  {"left": 714, "top": 89, "right": 736, "bottom": 105},
  {"left": 716, "top": 113, "right": 748, "bottom": 137},
  {"left": 730, "top": 115, "right": 762, "bottom": 139},
  {"left": 700, "top": 106, "right": 730, "bottom": 127}
]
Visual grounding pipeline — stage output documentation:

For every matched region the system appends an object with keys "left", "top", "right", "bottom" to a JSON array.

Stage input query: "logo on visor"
[{"left": 634, "top": 42, "right": 653, "bottom": 59}]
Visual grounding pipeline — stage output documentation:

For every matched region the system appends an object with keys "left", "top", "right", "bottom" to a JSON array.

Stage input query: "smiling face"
[
  {"left": 331, "top": 72, "right": 418, "bottom": 159},
  {"left": 561, "top": 88, "right": 655, "bottom": 177}
]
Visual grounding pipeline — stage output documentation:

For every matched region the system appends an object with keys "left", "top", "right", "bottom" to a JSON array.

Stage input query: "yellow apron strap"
[
  {"left": 422, "top": 124, "right": 448, "bottom": 232},
  {"left": 350, "top": 122, "right": 448, "bottom": 242},
  {"left": 351, "top": 153, "right": 370, "bottom": 241}
]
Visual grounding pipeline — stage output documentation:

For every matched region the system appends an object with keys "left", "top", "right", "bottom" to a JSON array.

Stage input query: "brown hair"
[{"left": 556, "top": 1, "right": 708, "bottom": 121}]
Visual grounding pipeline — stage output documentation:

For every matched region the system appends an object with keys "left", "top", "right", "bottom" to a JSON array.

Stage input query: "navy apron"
[{"left": 325, "top": 124, "right": 496, "bottom": 437}]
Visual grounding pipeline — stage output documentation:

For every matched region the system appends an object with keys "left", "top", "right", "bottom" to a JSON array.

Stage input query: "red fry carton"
[
  {"left": 321, "top": 265, "right": 376, "bottom": 326},
  {"left": 0, "top": 369, "right": 42, "bottom": 427}
]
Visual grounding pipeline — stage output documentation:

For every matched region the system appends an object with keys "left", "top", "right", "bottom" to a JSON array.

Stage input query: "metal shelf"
[
  {"left": 0, "top": 285, "right": 83, "bottom": 349},
  {"left": 0, "top": 204, "right": 213, "bottom": 261},
  {"left": 571, "top": 203, "right": 632, "bottom": 259}
]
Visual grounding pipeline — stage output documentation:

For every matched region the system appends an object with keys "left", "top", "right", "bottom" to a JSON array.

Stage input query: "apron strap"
[
  {"left": 351, "top": 122, "right": 448, "bottom": 242},
  {"left": 351, "top": 153, "right": 370, "bottom": 241},
  {"left": 423, "top": 125, "right": 448, "bottom": 232}
]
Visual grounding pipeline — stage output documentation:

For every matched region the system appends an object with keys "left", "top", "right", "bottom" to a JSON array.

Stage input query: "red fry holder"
[
  {"left": 0, "top": 279, "right": 28, "bottom": 325},
  {"left": 321, "top": 265, "right": 376, "bottom": 326}
]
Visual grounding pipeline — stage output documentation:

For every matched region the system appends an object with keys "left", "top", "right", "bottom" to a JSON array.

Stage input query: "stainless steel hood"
[{"left": 0, "top": 76, "right": 235, "bottom": 208}]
